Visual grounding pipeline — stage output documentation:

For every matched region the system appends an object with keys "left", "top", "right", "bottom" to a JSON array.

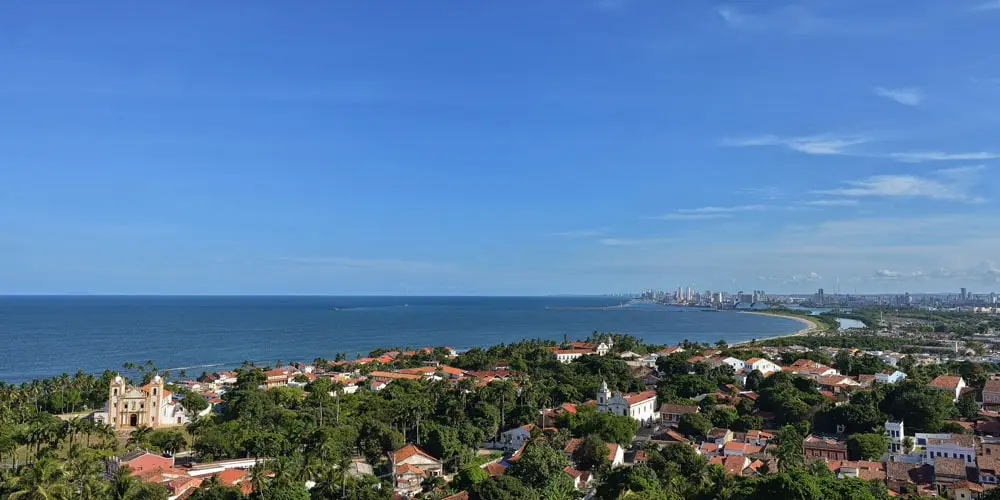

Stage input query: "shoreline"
[{"left": 730, "top": 311, "right": 819, "bottom": 345}]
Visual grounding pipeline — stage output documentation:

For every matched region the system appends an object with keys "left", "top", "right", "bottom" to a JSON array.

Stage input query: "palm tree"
[
  {"left": 9, "top": 458, "right": 73, "bottom": 500},
  {"left": 126, "top": 425, "right": 152, "bottom": 450}
]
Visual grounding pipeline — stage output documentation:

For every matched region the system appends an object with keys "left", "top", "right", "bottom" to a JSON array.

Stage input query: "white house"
[
  {"left": 744, "top": 357, "right": 781, "bottom": 375},
  {"left": 885, "top": 421, "right": 906, "bottom": 454},
  {"left": 553, "top": 349, "right": 590, "bottom": 364},
  {"left": 607, "top": 443, "right": 625, "bottom": 468},
  {"left": 596, "top": 380, "right": 658, "bottom": 426},
  {"left": 496, "top": 424, "right": 535, "bottom": 451},
  {"left": 710, "top": 357, "right": 746, "bottom": 373},
  {"left": 923, "top": 434, "right": 975, "bottom": 466},
  {"left": 876, "top": 370, "right": 907, "bottom": 384},
  {"left": 929, "top": 376, "right": 967, "bottom": 402}
]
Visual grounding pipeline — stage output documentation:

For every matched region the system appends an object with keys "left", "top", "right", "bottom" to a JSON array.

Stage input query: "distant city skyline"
[{"left": 2, "top": 1, "right": 1000, "bottom": 295}]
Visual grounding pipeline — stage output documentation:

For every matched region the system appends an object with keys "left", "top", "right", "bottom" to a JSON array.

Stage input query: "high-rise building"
[
  {"left": 816, "top": 288, "right": 825, "bottom": 306},
  {"left": 961, "top": 288, "right": 968, "bottom": 301}
]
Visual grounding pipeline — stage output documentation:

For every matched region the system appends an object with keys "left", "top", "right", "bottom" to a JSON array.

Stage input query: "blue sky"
[{"left": 2, "top": 0, "right": 999, "bottom": 295}]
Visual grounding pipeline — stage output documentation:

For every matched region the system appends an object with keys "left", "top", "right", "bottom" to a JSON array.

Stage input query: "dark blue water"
[{"left": 0, "top": 296, "right": 805, "bottom": 383}]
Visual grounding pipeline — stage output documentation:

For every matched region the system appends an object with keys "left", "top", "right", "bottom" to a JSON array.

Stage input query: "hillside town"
[{"left": 6, "top": 309, "right": 1000, "bottom": 499}]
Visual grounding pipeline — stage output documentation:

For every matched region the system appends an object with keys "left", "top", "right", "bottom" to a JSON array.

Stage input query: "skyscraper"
[
  {"left": 816, "top": 288, "right": 825, "bottom": 306},
  {"left": 961, "top": 288, "right": 967, "bottom": 301}
]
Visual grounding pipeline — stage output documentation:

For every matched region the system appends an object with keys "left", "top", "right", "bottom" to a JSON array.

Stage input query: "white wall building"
[
  {"left": 596, "top": 380, "right": 658, "bottom": 427},
  {"left": 744, "top": 357, "right": 781, "bottom": 375},
  {"left": 496, "top": 424, "right": 534, "bottom": 451},
  {"left": 876, "top": 370, "right": 907, "bottom": 384}
]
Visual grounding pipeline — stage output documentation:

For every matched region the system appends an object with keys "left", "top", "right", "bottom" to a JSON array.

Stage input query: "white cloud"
[
  {"left": 553, "top": 228, "right": 607, "bottom": 238},
  {"left": 874, "top": 269, "right": 924, "bottom": 280},
  {"left": 277, "top": 257, "right": 456, "bottom": 273},
  {"left": 721, "top": 134, "right": 869, "bottom": 156},
  {"left": 873, "top": 86, "right": 924, "bottom": 106},
  {"left": 802, "top": 199, "right": 860, "bottom": 207},
  {"left": 888, "top": 151, "right": 1000, "bottom": 162},
  {"left": 787, "top": 272, "right": 823, "bottom": 283},
  {"left": 814, "top": 174, "right": 983, "bottom": 202}
]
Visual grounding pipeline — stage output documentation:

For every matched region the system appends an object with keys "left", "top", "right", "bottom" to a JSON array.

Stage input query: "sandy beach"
[{"left": 730, "top": 311, "right": 818, "bottom": 345}]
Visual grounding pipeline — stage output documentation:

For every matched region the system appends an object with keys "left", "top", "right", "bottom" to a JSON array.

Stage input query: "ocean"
[{"left": 0, "top": 296, "right": 806, "bottom": 383}]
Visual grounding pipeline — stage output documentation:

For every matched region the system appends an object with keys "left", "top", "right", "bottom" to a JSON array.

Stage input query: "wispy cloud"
[
  {"left": 737, "top": 187, "right": 782, "bottom": 200},
  {"left": 721, "top": 134, "right": 869, "bottom": 156},
  {"left": 802, "top": 199, "right": 860, "bottom": 207},
  {"left": 972, "top": 1, "right": 1000, "bottom": 11},
  {"left": 599, "top": 238, "right": 642, "bottom": 246},
  {"left": 888, "top": 151, "right": 1000, "bottom": 162},
  {"left": 648, "top": 204, "right": 769, "bottom": 221},
  {"left": 277, "top": 257, "right": 457, "bottom": 273},
  {"left": 873, "top": 86, "right": 924, "bottom": 106},
  {"left": 814, "top": 173, "right": 984, "bottom": 202},
  {"left": 553, "top": 228, "right": 607, "bottom": 238},
  {"left": 647, "top": 213, "right": 733, "bottom": 221},
  {"left": 715, "top": 4, "right": 905, "bottom": 36},
  {"left": 677, "top": 205, "right": 769, "bottom": 214}
]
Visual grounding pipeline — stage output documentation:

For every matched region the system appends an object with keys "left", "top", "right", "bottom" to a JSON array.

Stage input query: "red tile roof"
[
  {"left": 930, "top": 375, "right": 963, "bottom": 390},
  {"left": 625, "top": 391, "right": 657, "bottom": 405},
  {"left": 216, "top": 468, "right": 247, "bottom": 486},
  {"left": 393, "top": 444, "right": 438, "bottom": 463}
]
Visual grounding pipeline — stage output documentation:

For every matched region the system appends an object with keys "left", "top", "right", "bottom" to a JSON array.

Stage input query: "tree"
[
  {"left": 471, "top": 475, "right": 539, "bottom": 500},
  {"left": 959, "top": 361, "right": 987, "bottom": 388},
  {"left": 957, "top": 392, "right": 980, "bottom": 420},
  {"left": 880, "top": 382, "right": 952, "bottom": 433},
  {"left": 847, "top": 433, "right": 888, "bottom": 461},
  {"left": 775, "top": 426, "right": 803, "bottom": 471},
  {"left": 148, "top": 429, "right": 188, "bottom": 455},
  {"left": 110, "top": 465, "right": 169, "bottom": 499},
  {"left": 903, "top": 436, "right": 915, "bottom": 455},
  {"left": 454, "top": 466, "right": 489, "bottom": 491},
  {"left": 10, "top": 458, "right": 73, "bottom": 500},
  {"left": 126, "top": 425, "right": 153, "bottom": 450},
  {"left": 834, "top": 350, "right": 853, "bottom": 375},
  {"left": 677, "top": 412, "right": 712, "bottom": 439},
  {"left": 507, "top": 442, "right": 571, "bottom": 490},
  {"left": 573, "top": 434, "right": 609, "bottom": 471},
  {"left": 744, "top": 370, "right": 764, "bottom": 391}
]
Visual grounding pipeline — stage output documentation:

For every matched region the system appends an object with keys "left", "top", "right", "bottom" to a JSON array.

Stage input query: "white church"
[{"left": 596, "top": 380, "right": 658, "bottom": 425}]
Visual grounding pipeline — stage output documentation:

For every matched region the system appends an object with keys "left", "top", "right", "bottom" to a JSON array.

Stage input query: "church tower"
[{"left": 597, "top": 379, "right": 611, "bottom": 407}]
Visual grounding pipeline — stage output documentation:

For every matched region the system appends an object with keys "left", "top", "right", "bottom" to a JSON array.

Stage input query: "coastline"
[{"left": 731, "top": 311, "right": 818, "bottom": 345}]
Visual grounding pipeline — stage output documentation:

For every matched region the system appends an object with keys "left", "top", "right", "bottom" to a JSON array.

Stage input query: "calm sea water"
[{"left": 0, "top": 296, "right": 805, "bottom": 383}]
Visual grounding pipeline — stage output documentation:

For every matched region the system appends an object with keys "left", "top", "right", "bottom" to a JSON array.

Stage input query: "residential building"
[
  {"left": 786, "top": 359, "right": 839, "bottom": 380},
  {"left": 925, "top": 434, "right": 976, "bottom": 466},
  {"left": 947, "top": 480, "right": 985, "bottom": 500},
  {"left": 803, "top": 436, "right": 848, "bottom": 461},
  {"left": 876, "top": 370, "right": 907, "bottom": 384},
  {"left": 933, "top": 457, "right": 971, "bottom": 494},
  {"left": 983, "top": 379, "right": 1000, "bottom": 410},
  {"left": 709, "top": 357, "right": 747, "bottom": 373},
  {"left": 930, "top": 376, "right": 967, "bottom": 402},
  {"left": 659, "top": 403, "right": 699, "bottom": 425},
  {"left": 263, "top": 369, "right": 290, "bottom": 389},
  {"left": 596, "top": 380, "right": 658, "bottom": 425},
  {"left": 392, "top": 445, "right": 443, "bottom": 496},
  {"left": 977, "top": 455, "right": 1000, "bottom": 486},
  {"left": 886, "top": 421, "right": 906, "bottom": 454},
  {"left": 553, "top": 349, "right": 591, "bottom": 364},
  {"left": 497, "top": 424, "right": 534, "bottom": 451},
  {"left": 743, "top": 357, "right": 781, "bottom": 375}
]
